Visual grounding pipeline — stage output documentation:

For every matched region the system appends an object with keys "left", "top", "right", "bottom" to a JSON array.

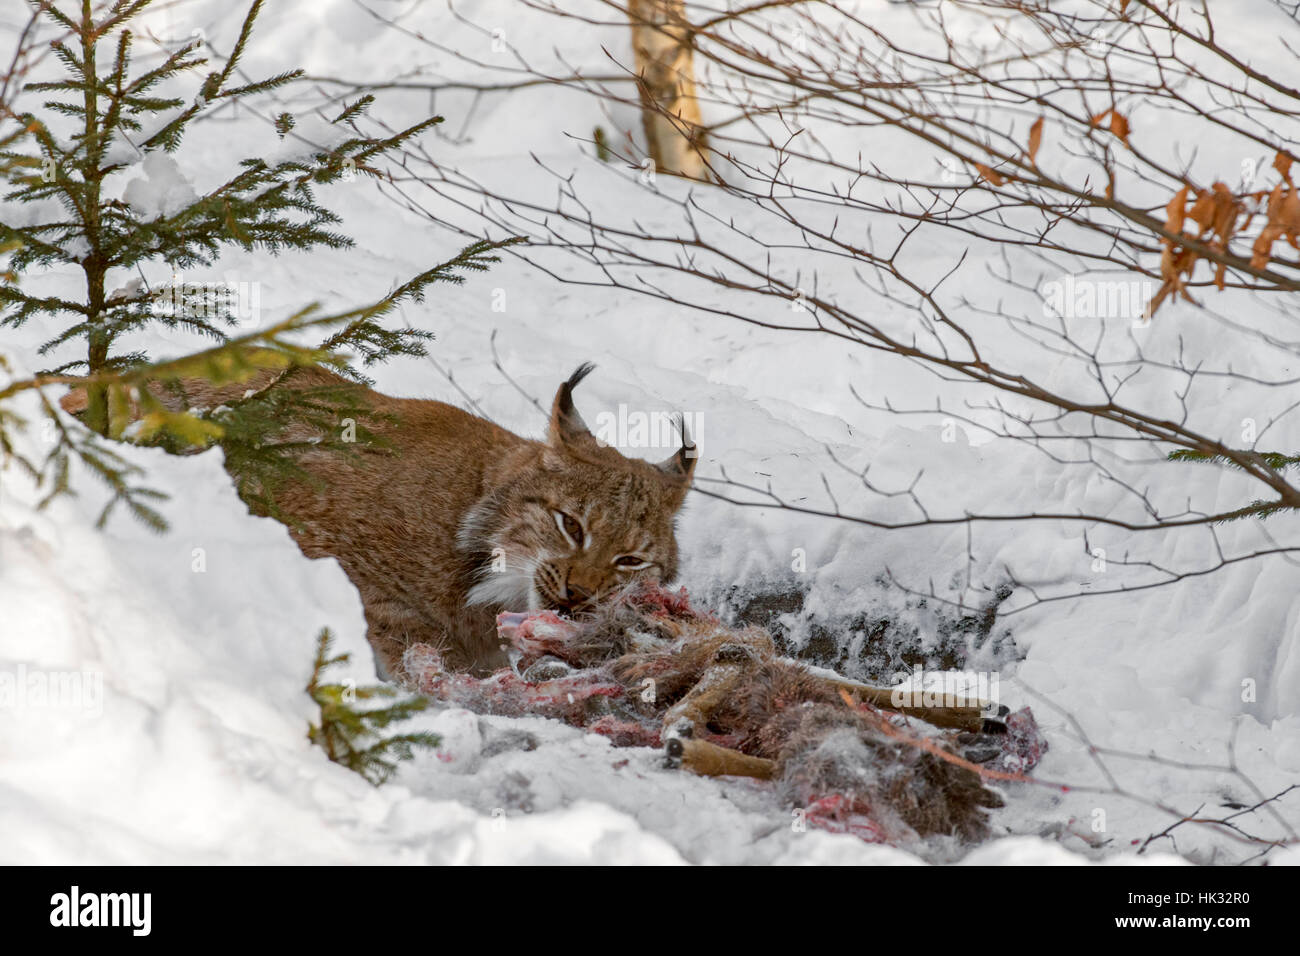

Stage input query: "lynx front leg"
[
  {"left": 365, "top": 607, "right": 423, "bottom": 684},
  {"left": 366, "top": 601, "right": 506, "bottom": 683}
]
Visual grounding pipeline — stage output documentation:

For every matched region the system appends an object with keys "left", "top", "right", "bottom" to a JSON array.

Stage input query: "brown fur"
[
  {"left": 766, "top": 705, "right": 1003, "bottom": 842},
  {"left": 63, "top": 360, "right": 696, "bottom": 677},
  {"left": 487, "top": 586, "right": 1012, "bottom": 844}
]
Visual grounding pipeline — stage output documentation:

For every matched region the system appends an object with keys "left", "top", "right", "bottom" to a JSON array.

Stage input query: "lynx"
[{"left": 64, "top": 362, "right": 696, "bottom": 678}]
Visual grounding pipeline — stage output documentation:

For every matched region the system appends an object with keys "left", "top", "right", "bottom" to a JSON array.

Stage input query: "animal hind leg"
[
  {"left": 665, "top": 736, "right": 776, "bottom": 780},
  {"left": 824, "top": 678, "right": 1010, "bottom": 734}
]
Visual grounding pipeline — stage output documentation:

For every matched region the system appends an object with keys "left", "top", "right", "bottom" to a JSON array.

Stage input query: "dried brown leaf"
[
  {"left": 1109, "top": 111, "right": 1131, "bottom": 147},
  {"left": 1027, "top": 117, "right": 1044, "bottom": 165},
  {"left": 1209, "top": 182, "right": 1240, "bottom": 244},
  {"left": 1187, "top": 189, "right": 1215, "bottom": 235},
  {"left": 1281, "top": 188, "right": 1300, "bottom": 248},
  {"left": 974, "top": 162, "right": 1005, "bottom": 186},
  {"left": 1252, "top": 224, "right": 1283, "bottom": 270},
  {"left": 1274, "top": 151, "right": 1293, "bottom": 184},
  {"left": 1165, "top": 185, "right": 1189, "bottom": 237}
]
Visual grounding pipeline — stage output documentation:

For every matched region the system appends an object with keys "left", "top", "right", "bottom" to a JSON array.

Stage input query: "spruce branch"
[{"left": 306, "top": 628, "right": 439, "bottom": 786}]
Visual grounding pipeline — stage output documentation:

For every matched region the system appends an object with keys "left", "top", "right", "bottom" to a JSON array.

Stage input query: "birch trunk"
[{"left": 628, "top": 0, "right": 709, "bottom": 181}]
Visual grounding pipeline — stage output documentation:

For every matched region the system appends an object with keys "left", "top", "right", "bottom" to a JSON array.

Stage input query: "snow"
[
  {"left": 122, "top": 152, "right": 198, "bottom": 221},
  {"left": 1, "top": 0, "right": 1296, "bottom": 864}
]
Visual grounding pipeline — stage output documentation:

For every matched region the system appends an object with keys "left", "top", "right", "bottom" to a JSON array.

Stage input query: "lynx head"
[{"left": 461, "top": 363, "right": 696, "bottom": 613}]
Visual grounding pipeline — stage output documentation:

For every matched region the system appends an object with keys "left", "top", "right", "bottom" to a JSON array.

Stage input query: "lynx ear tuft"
[
  {"left": 657, "top": 412, "right": 697, "bottom": 483},
  {"left": 549, "top": 362, "right": 598, "bottom": 448}
]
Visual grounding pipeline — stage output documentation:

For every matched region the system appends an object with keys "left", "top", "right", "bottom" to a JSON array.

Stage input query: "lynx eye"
[
  {"left": 553, "top": 510, "right": 585, "bottom": 548},
  {"left": 613, "top": 556, "right": 651, "bottom": 571}
]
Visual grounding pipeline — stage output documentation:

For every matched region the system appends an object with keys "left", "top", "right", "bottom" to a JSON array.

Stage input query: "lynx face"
[{"left": 460, "top": 364, "right": 695, "bottom": 614}]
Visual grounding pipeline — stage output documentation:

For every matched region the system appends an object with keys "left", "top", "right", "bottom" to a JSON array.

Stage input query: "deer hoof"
[
  {"left": 980, "top": 716, "right": 1009, "bottom": 735},
  {"left": 664, "top": 737, "right": 685, "bottom": 769}
]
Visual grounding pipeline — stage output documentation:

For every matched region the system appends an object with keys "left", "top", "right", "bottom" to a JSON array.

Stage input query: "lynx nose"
[{"left": 561, "top": 583, "right": 594, "bottom": 609}]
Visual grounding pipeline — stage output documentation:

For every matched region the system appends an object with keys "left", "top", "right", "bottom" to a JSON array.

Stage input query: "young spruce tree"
[{"left": 0, "top": 0, "right": 517, "bottom": 527}]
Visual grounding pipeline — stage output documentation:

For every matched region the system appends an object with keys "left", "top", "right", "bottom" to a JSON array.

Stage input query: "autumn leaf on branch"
[
  {"left": 1090, "top": 107, "right": 1131, "bottom": 147},
  {"left": 1147, "top": 177, "right": 1252, "bottom": 315},
  {"left": 1147, "top": 185, "right": 1196, "bottom": 317},
  {"left": 1273, "top": 150, "right": 1292, "bottom": 185},
  {"left": 974, "top": 162, "right": 1005, "bottom": 186},
  {"left": 1251, "top": 180, "right": 1300, "bottom": 270},
  {"left": 1026, "top": 116, "right": 1044, "bottom": 167}
]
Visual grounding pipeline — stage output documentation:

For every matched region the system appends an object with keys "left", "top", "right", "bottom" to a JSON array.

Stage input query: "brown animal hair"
[{"left": 62, "top": 359, "right": 699, "bottom": 677}]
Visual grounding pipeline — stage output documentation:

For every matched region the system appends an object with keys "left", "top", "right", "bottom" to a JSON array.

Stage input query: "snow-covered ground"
[{"left": 1, "top": 0, "right": 1297, "bottom": 864}]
